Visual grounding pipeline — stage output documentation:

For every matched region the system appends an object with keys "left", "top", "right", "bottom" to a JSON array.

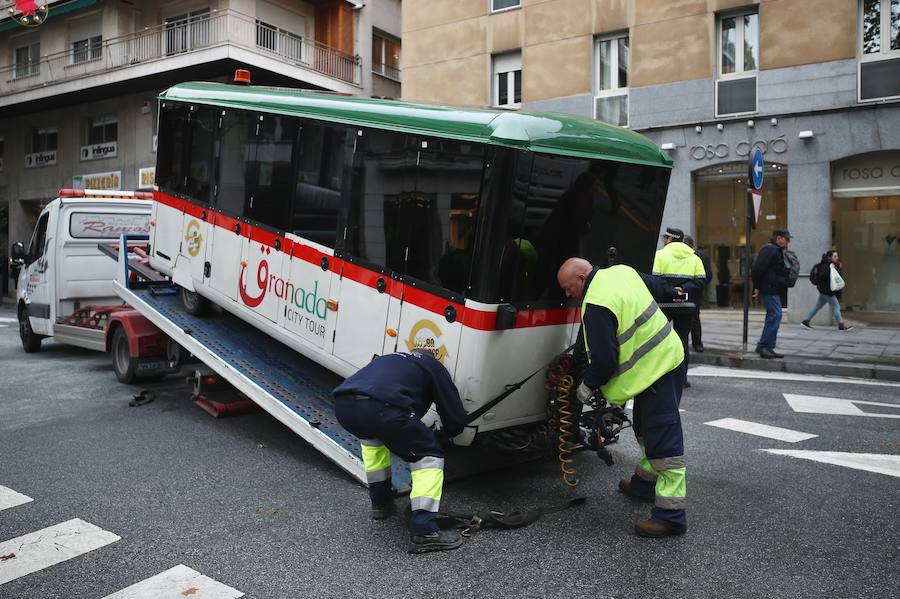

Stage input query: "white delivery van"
[{"left": 11, "top": 189, "right": 152, "bottom": 353}]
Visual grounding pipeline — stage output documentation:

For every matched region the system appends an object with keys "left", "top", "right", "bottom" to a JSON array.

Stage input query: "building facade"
[
  {"left": 402, "top": 0, "right": 900, "bottom": 323},
  {"left": 1, "top": 0, "right": 401, "bottom": 296}
]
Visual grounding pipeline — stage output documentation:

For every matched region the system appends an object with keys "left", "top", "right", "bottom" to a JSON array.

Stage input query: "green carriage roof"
[{"left": 160, "top": 82, "right": 672, "bottom": 168}]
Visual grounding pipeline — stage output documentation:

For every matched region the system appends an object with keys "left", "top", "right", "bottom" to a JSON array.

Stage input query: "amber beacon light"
[{"left": 234, "top": 69, "right": 252, "bottom": 85}]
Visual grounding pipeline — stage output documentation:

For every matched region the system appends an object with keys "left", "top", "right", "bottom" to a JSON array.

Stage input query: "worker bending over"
[
  {"left": 333, "top": 350, "right": 468, "bottom": 554},
  {"left": 558, "top": 257, "right": 687, "bottom": 538}
]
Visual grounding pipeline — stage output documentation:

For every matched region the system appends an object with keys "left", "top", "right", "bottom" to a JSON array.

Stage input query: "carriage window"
[
  {"left": 345, "top": 128, "right": 415, "bottom": 271},
  {"left": 216, "top": 110, "right": 255, "bottom": 217},
  {"left": 407, "top": 139, "right": 484, "bottom": 294},
  {"left": 157, "top": 103, "right": 189, "bottom": 194},
  {"left": 185, "top": 107, "right": 216, "bottom": 204},
  {"left": 291, "top": 120, "right": 349, "bottom": 247},
  {"left": 248, "top": 114, "right": 297, "bottom": 229}
]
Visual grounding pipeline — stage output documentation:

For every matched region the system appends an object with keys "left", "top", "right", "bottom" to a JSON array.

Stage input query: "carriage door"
[
  {"left": 332, "top": 128, "right": 418, "bottom": 370},
  {"left": 208, "top": 109, "right": 254, "bottom": 302},
  {"left": 178, "top": 105, "right": 216, "bottom": 288},
  {"left": 386, "top": 138, "right": 484, "bottom": 378},
  {"left": 239, "top": 113, "right": 297, "bottom": 323}
]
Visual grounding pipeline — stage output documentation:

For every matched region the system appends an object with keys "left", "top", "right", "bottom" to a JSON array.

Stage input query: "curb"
[{"left": 691, "top": 350, "right": 900, "bottom": 382}]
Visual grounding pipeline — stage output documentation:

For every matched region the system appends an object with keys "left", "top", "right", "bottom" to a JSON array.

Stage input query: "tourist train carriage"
[{"left": 149, "top": 81, "right": 672, "bottom": 444}]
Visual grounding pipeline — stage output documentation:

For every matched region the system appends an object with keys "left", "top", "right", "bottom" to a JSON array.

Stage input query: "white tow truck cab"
[{"left": 11, "top": 189, "right": 152, "bottom": 353}]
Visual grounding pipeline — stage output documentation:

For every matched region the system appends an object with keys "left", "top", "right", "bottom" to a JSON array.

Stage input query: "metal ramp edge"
[{"left": 113, "top": 280, "right": 412, "bottom": 493}]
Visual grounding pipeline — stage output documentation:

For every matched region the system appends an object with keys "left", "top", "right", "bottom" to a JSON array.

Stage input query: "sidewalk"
[{"left": 692, "top": 310, "right": 900, "bottom": 381}]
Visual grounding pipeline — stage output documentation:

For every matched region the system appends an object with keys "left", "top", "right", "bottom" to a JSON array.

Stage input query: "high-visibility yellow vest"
[
  {"left": 581, "top": 265, "right": 684, "bottom": 403},
  {"left": 652, "top": 242, "right": 706, "bottom": 279}
]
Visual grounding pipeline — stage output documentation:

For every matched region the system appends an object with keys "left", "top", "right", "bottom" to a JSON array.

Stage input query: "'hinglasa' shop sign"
[{"left": 690, "top": 135, "right": 788, "bottom": 161}]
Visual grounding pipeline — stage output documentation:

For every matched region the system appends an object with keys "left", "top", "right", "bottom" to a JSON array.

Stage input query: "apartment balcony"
[{"left": 0, "top": 9, "right": 362, "bottom": 111}]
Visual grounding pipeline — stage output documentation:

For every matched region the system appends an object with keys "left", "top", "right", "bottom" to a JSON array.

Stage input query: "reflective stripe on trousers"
[
  {"left": 360, "top": 438, "right": 392, "bottom": 484},
  {"left": 409, "top": 456, "right": 445, "bottom": 513},
  {"left": 634, "top": 439, "right": 658, "bottom": 482},
  {"left": 634, "top": 446, "right": 686, "bottom": 510}
]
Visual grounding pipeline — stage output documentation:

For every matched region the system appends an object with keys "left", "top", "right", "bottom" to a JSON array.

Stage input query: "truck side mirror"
[
  {"left": 10, "top": 242, "right": 26, "bottom": 261},
  {"left": 496, "top": 303, "right": 517, "bottom": 330}
]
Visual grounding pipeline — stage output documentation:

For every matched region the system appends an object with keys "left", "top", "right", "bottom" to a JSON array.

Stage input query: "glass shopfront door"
[{"left": 694, "top": 162, "right": 788, "bottom": 308}]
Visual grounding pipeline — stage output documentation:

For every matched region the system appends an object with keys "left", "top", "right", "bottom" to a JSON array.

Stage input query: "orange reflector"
[
  {"left": 149, "top": 220, "right": 156, "bottom": 226},
  {"left": 327, "top": 299, "right": 339, "bottom": 311},
  {"left": 386, "top": 328, "right": 397, "bottom": 337},
  {"left": 240, "top": 261, "right": 247, "bottom": 267},
  {"left": 204, "top": 376, "right": 218, "bottom": 386}
]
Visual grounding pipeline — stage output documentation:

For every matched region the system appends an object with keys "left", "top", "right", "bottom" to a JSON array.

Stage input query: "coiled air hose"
[{"left": 545, "top": 355, "right": 579, "bottom": 488}]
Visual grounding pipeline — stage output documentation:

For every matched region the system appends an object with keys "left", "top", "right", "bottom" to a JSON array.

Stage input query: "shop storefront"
[
  {"left": 694, "top": 162, "right": 788, "bottom": 308},
  {"left": 832, "top": 152, "right": 900, "bottom": 319}
]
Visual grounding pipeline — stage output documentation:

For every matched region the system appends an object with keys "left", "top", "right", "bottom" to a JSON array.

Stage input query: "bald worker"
[{"left": 558, "top": 257, "right": 687, "bottom": 538}]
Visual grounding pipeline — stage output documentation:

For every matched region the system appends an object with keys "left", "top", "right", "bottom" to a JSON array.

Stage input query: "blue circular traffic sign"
[{"left": 750, "top": 148, "right": 764, "bottom": 190}]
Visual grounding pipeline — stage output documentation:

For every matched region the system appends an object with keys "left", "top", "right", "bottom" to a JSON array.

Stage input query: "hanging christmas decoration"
[{"left": 7, "top": 1, "right": 49, "bottom": 28}]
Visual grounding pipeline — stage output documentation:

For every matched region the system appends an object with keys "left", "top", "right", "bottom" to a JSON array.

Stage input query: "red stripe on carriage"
[{"left": 154, "top": 190, "right": 576, "bottom": 331}]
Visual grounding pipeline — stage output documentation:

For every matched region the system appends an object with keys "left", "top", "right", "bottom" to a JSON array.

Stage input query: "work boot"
[
  {"left": 770, "top": 350, "right": 785, "bottom": 358},
  {"left": 371, "top": 501, "right": 394, "bottom": 521},
  {"left": 408, "top": 529, "right": 463, "bottom": 554},
  {"left": 692, "top": 343, "right": 704, "bottom": 353},
  {"left": 801, "top": 320, "right": 812, "bottom": 329},
  {"left": 757, "top": 348, "right": 777, "bottom": 359},
  {"left": 634, "top": 518, "right": 686, "bottom": 538},
  {"left": 839, "top": 323, "right": 854, "bottom": 331},
  {"left": 618, "top": 479, "right": 654, "bottom": 502}
]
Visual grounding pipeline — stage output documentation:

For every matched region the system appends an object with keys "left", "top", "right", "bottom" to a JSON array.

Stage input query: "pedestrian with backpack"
[
  {"left": 801, "top": 250, "right": 854, "bottom": 331},
  {"left": 751, "top": 229, "right": 795, "bottom": 359}
]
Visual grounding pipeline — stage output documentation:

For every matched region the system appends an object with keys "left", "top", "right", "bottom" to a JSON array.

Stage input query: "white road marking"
[
  {"left": 784, "top": 394, "right": 900, "bottom": 419},
  {"left": 689, "top": 365, "right": 900, "bottom": 388},
  {"left": 704, "top": 418, "right": 817, "bottom": 443},
  {"left": 102, "top": 564, "right": 244, "bottom": 599},
  {"left": 0, "top": 317, "right": 16, "bottom": 324},
  {"left": 0, "top": 518, "right": 120, "bottom": 585},
  {"left": 763, "top": 450, "right": 900, "bottom": 479},
  {"left": 0, "top": 486, "right": 33, "bottom": 511}
]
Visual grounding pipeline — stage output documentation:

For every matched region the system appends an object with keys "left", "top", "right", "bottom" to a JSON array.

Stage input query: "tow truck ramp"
[{"left": 110, "top": 236, "right": 413, "bottom": 492}]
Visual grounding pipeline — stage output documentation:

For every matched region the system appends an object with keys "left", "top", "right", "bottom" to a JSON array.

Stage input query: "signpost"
[{"left": 743, "top": 148, "right": 764, "bottom": 353}]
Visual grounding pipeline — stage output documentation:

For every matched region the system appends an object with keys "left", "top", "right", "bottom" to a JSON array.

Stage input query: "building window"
[
  {"left": 165, "top": 8, "right": 210, "bottom": 55},
  {"left": 372, "top": 30, "right": 401, "bottom": 81},
  {"left": 859, "top": 0, "right": 900, "bottom": 101},
  {"left": 88, "top": 116, "right": 117, "bottom": 145},
  {"left": 594, "top": 34, "right": 629, "bottom": 127},
  {"left": 14, "top": 42, "right": 40, "bottom": 79},
  {"left": 32, "top": 127, "right": 57, "bottom": 153},
  {"left": 716, "top": 11, "right": 758, "bottom": 116},
  {"left": 256, "top": 20, "right": 303, "bottom": 62},
  {"left": 491, "top": 0, "right": 521, "bottom": 12},
  {"left": 72, "top": 35, "right": 102, "bottom": 64},
  {"left": 492, "top": 51, "right": 522, "bottom": 109}
]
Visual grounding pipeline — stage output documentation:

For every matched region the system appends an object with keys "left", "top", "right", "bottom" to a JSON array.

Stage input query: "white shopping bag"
[{"left": 829, "top": 263, "right": 846, "bottom": 292}]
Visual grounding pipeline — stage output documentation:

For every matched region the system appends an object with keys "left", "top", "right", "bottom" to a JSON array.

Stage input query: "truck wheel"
[
  {"left": 18, "top": 308, "right": 42, "bottom": 353},
  {"left": 111, "top": 326, "right": 136, "bottom": 384},
  {"left": 180, "top": 287, "right": 210, "bottom": 316}
]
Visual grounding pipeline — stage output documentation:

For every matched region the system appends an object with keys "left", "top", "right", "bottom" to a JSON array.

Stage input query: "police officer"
[
  {"left": 558, "top": 257, "right": 687, "bottom": 538},
  {"left": 333, "top": 350, "right": 468, "bottom": 553},
  {"left": 652, "top": 227, "right": 706, "bottom": 387}
]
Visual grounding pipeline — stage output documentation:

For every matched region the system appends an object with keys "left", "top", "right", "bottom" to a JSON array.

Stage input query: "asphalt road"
[{"left": 1, "top": 305, "right": 898, "bottom": 599}]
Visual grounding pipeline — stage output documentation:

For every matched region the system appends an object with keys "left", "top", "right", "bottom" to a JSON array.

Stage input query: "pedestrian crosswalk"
[{"left": 0, "top": 483, "right": 245, "bottom": 597}]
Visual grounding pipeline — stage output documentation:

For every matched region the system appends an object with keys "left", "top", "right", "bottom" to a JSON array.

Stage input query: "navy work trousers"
[
  {"left": 334, "top": 395, "right": 444, "bottom": 535},
  {"left": 628, "top": 361, "right": 687, "bottom": 530}
]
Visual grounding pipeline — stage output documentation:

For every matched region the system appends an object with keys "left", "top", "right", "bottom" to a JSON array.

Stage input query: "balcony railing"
[
  {"left": 0, "top": 9, "right": 362, "bottom": 95},
  {"left": 372, "top": 62, "right": 401, "bottom": 82}
]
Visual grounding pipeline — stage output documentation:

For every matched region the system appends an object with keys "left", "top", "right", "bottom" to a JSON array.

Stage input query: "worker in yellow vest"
[
  {"left": 558, "top": 257, "right": 687, "bottom": 538},
  {"left": 652, "top": 227, "right": 706, "bottom": 388}
]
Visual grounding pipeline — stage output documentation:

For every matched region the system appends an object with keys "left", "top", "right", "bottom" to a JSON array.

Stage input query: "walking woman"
[{"left": 801, "top": 250, "right": 854, "bottom": 331}]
